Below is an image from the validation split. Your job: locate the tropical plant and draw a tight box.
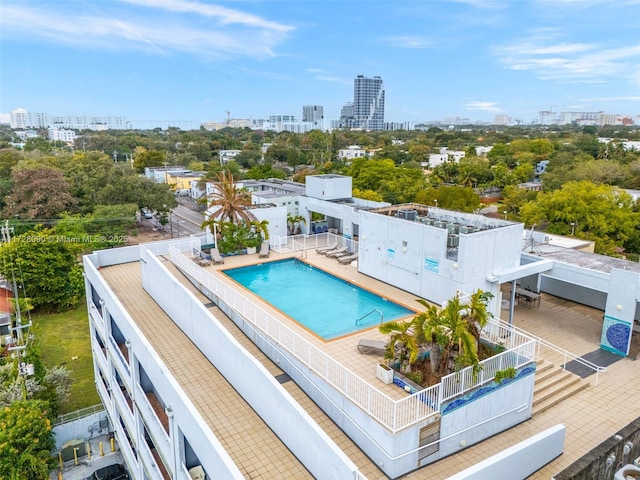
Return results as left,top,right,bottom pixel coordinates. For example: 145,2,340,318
286,214,306,235
379,319,419,373
462,290,494,342
494,367,517,383
414,296,480,376
200,170,255,235
215,219,269,253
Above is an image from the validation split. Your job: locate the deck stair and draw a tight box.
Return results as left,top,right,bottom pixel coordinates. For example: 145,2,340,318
532,359,590,415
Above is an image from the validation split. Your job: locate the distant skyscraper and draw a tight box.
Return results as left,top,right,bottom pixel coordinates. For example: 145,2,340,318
302,105,323,124
352,75,384,130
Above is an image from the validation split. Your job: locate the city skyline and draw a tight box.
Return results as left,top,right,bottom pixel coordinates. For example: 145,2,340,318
2,0,640,129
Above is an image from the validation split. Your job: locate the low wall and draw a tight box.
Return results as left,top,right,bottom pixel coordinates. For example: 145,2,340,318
554,416,640,480
447,424,565,480
53,411,111,450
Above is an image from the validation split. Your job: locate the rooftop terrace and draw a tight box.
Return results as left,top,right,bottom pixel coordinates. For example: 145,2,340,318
99,246,640,479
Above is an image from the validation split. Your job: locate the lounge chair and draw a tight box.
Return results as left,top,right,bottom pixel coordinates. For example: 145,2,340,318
357,339,387,355
338,253,358,264
258,240,270,258
316,241,339,254
326,246,348,258
210,248,224,265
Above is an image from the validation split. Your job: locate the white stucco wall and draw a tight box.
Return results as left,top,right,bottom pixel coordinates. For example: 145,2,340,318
358,211,523,306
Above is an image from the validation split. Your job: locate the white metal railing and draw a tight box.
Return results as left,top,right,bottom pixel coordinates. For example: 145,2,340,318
168,247,535,433
142,236,201,256
55,404,105,426
494,318,607,386
271,233,359,255
440,338,536,402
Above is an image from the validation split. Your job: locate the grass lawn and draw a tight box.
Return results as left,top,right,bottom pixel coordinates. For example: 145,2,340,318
32,301,101,414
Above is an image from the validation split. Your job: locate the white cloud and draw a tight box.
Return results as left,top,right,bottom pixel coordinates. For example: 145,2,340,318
465,101,502,112
494,30,640,84
120,0,292,32
383,36,431,49
581,96,640,102
0,113,11,124
305,69,352,85
0,2,293,60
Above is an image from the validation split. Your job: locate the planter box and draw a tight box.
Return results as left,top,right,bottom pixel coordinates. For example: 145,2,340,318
246,247,257,254
376,363,394,384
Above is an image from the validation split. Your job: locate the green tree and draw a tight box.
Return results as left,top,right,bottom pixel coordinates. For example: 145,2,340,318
2,168,78,220
0,148,23,179
379,319,419,373
132,149,167,173
201,171,255,235
519,181,638,256
434,185,481,213
0,227,84,311
245,164,287,180
0,400,56,480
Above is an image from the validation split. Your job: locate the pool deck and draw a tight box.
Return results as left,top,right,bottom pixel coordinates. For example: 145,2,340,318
105,247,640,479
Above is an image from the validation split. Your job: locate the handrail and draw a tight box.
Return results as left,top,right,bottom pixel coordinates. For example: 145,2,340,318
494,318,607,386
355,308,383,326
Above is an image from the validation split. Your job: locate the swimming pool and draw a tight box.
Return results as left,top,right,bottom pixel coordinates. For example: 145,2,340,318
223,258,414,340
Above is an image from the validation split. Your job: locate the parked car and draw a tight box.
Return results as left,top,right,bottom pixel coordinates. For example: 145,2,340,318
141,208,153,219
84,463,129,480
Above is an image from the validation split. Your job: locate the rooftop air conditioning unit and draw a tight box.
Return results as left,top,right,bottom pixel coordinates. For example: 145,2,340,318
397,209,418,221
447,223,460,234
447,235,459,248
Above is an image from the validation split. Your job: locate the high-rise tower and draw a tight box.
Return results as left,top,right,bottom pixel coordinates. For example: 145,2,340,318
352,75,384,130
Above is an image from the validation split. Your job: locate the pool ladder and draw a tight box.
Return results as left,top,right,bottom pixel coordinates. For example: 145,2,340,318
355,308,384,326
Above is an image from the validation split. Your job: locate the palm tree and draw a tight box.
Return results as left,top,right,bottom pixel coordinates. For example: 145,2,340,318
412,299,443,374
463,289,494,343
200,170,255,235
250,219,270,241
286,214,307,235
379,319,419,373
415,296,479,376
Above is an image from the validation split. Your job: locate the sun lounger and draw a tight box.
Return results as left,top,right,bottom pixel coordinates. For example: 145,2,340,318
338,253,358,264
357,339,387,355
316,241,339,254
327,246,348,258
210,247,224,265
258,240,270,258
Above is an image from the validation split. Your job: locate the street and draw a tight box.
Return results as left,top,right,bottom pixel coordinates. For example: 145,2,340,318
168,201,206,238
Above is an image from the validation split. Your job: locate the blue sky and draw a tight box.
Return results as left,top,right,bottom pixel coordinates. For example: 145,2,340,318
2,0,640,128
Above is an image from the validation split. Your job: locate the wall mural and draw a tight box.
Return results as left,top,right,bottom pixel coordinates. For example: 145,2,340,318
600,315,631,356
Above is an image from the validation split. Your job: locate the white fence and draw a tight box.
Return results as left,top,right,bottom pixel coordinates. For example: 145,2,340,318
168,247,535,432
271,232,359,255
441,322,536,402
494,318,607,386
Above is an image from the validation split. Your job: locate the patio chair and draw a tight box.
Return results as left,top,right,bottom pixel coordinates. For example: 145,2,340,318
258,240,270,258
210,248,224,265
338,253,358,264
357,339,387,355
316,241,339,254
326,246,348,258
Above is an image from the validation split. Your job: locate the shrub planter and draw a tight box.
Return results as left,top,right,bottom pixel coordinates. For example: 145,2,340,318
376,363,394,384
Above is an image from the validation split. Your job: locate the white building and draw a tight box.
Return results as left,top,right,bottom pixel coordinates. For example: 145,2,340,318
218,150,241,164
338,145,368,161
48,128,76,143
10,108,126,129
238,178,306,218
143,166,188,184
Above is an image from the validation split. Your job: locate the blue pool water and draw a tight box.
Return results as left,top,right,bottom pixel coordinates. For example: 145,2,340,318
223,259,414,340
